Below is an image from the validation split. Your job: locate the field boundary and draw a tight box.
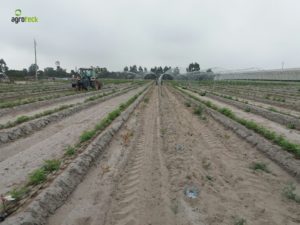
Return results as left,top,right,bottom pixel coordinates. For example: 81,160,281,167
172,86,300,181
0,85,140,145
1,85,151,225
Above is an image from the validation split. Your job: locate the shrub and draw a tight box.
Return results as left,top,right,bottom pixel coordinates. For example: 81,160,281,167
28,168,47,185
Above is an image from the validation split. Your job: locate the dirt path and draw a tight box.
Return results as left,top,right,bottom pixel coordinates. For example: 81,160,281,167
47,86,173,225
46,86,300,225
0,86,145,194
183,88,300,145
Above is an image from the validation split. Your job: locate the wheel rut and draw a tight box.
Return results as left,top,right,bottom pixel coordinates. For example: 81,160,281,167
105,87,171,225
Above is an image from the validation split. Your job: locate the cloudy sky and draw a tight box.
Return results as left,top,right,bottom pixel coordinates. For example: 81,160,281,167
1,0,300,72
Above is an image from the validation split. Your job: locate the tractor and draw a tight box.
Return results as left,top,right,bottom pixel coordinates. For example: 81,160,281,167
72,68,102,91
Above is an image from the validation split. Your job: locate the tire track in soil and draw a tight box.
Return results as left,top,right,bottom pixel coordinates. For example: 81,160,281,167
0,86,145,194
105,87,173,225
47,86,173,225
159,86,300,225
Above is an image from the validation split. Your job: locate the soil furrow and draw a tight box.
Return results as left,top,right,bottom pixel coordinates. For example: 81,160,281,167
0,86,145,194
182,88,300,145
18,84,300,225
161,86,300,224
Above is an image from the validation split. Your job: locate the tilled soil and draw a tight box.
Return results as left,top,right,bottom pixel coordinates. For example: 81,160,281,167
183,89,300,145
0,84,130,124
46,86,300,225
218,94,300,118
0,86,145,194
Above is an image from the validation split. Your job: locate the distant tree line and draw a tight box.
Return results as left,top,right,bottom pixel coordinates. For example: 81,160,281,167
124,65,147,74
186,62,200,72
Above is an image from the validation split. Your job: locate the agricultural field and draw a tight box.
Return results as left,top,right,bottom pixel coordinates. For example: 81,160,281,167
0,80,300,225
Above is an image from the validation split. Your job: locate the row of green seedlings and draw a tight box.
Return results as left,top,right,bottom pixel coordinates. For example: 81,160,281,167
0,83,68,93
195,87,299,125
265,94,286,102
197,83,290,103
0,104,74,129
192,88,298,129
0,89,118,130
0,80,131,109
178,87,300,158
267,106,300,121
2,91,143,212
0,90,78,109
185,99,300,205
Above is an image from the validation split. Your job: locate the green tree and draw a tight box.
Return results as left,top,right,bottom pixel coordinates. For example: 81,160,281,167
0,59,8,73
28,64,39,76
157,66,163,75
163,66,171,73
174,67,180,75
187,62,200,72
124,66,129,72
44,67,56,77
129,65,137,73
138,66,143,73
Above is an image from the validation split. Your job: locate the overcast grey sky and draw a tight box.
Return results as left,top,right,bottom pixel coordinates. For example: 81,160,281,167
1,0,300,72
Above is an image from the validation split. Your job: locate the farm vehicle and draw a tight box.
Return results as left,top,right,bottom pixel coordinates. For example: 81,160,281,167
71,68,102,91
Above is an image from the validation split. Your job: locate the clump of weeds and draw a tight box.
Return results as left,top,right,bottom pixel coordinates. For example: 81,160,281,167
121,130,133,146
234,217,247,225
9,186,29,200
193,105,203,116
80,130,96,143
28,168,47,185
282,182,300,203
185,101,191,107
250,162,270,173
287,123,296,129
65,146,76,156
160,128,167,136
244,107,251,112
43,159,61,172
